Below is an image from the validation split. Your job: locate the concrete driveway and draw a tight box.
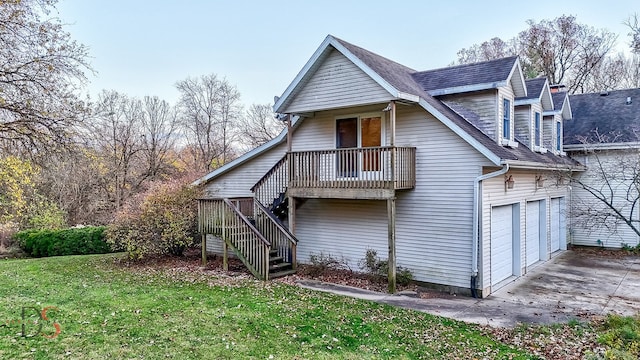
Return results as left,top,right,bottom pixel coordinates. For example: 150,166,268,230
297,250,640,328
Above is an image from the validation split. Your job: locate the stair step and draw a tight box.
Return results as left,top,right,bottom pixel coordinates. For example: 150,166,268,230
269,256,284,263
269,262,292,271
269,249,278,256
269,269,297,279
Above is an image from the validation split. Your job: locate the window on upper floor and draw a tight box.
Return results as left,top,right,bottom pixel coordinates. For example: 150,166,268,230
556,121,561,151
503,99,511,139
534,112,541,147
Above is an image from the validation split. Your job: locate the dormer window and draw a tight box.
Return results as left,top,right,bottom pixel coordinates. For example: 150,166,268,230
503,99,511,139
534,112,541,147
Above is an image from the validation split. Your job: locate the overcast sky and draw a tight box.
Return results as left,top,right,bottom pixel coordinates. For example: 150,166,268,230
57,0,638,108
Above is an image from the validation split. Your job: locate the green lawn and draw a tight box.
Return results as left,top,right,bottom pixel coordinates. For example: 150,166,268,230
0,254,534,359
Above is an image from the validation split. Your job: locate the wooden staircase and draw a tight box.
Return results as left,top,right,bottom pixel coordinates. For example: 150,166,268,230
269,248,296,278
198,154,298,280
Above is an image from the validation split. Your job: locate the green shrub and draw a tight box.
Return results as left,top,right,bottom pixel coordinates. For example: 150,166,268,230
106,181,200,260
597,314,640,359
14,226,111,257
359,249,414,286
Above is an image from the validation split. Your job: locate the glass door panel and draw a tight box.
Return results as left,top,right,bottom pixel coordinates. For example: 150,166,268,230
336,118,358,177
361,117,381,171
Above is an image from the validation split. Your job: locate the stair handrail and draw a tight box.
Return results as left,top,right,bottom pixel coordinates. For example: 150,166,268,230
254,200,297,244
223,198,271,247
250,154,287,192
251,154,288,208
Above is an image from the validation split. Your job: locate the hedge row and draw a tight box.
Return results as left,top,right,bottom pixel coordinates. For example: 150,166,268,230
14,226,112,257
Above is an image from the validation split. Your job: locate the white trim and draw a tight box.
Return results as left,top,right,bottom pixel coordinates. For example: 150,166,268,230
540,81,554,111
418,98,502,165
502,159,585,171
426,81,507,96
397,92,420,102
514,97,540,106
564,142,640,151
507,61,527,98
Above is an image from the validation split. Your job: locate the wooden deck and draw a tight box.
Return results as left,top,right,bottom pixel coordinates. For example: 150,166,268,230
287,146,416,199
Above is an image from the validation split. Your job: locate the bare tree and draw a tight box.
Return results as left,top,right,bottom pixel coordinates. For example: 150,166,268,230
625,13,640,54
570,130,640,238
141,96,178,180
0,0,91,157
456,37,518,65
89,90,145,212
176,74,241,172
237,104,285,149
455,15,617,93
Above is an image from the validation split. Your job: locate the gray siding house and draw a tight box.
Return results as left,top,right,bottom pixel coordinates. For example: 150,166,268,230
564,88,640,248
194,35,583,297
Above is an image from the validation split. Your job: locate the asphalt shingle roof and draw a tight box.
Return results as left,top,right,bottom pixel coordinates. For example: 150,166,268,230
411,57,519,92
317,36,579,168
552,92,567,111
519,78,547,100
565,89,640,145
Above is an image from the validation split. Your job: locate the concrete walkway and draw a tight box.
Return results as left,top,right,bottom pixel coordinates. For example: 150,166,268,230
297,250,640,328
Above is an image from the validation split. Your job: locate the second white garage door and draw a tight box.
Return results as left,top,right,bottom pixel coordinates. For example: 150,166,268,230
491,204,514,286
526,200,545,266
550,198,561,252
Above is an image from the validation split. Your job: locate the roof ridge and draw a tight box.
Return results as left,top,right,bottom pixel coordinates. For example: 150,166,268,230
413,55,519,75
331,35,417,73
570,88,640,97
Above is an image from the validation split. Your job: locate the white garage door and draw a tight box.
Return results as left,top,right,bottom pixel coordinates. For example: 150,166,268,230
491,205,513,286
550,198,561,252
526,201,541,266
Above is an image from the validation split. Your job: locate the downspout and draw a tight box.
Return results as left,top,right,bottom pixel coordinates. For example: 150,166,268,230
471,163,509,298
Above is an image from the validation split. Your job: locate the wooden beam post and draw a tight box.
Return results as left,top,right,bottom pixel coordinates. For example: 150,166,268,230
390,101,397,189
288,196,297,269
222,208,228,271
390,101,396,146
287,114,292,152
201,234,207,267
387,197,397,293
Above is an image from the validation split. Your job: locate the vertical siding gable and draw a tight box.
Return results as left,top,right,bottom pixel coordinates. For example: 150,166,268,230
284,49,394,113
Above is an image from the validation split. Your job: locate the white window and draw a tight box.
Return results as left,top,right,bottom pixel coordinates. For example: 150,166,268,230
503,99,511,139
534,112,541,147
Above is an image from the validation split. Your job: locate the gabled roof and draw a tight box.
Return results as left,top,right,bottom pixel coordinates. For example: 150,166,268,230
516,78,554,110
198,35,581,187
564,88,640,147
545,91,572,119
411,56,527,97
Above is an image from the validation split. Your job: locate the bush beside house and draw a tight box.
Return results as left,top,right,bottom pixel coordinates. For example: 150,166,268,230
106,181,200,259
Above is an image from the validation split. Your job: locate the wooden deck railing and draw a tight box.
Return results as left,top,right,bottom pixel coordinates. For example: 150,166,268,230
288,146,416,190
198,198,270,280
251,155,288,208
254,201,297,268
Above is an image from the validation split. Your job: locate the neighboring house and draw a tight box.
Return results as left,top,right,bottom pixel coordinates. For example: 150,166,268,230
564,88,640,248
194,35,583,298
